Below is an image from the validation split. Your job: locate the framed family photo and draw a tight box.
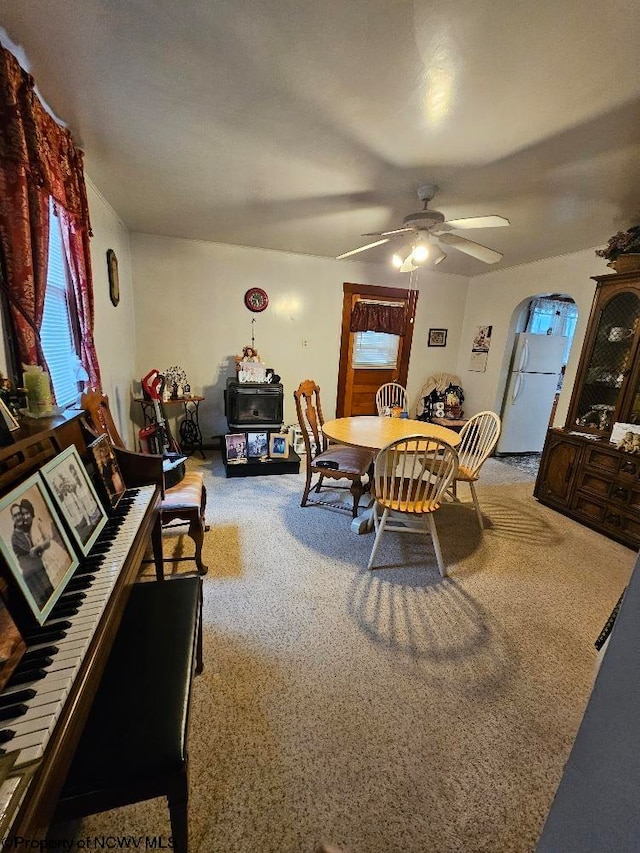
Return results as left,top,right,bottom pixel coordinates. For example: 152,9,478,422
246,431,268,459
0,578,26,692
428,328,448,347
88,435,127,510
225,433,248,464
269,433,288,459
41,446,108,556
0,473,78,624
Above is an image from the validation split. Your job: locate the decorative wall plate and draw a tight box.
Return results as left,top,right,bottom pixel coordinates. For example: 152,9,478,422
244,287,268,312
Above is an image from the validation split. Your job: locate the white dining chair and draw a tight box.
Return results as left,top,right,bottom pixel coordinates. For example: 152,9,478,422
368,435,458,576
375,382,408,416
450,410,501,529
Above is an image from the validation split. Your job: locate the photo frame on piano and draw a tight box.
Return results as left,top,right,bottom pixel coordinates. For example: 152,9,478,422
40,446,109,557
0,578,26,692
0,473,78,624
88,434,127,511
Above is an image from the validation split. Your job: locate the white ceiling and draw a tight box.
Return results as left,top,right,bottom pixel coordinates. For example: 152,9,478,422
2,0,640,276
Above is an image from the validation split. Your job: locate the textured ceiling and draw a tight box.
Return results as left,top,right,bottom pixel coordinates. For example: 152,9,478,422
2,0,640,276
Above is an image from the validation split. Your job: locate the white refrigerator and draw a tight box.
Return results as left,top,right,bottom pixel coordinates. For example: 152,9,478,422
497,333,568,454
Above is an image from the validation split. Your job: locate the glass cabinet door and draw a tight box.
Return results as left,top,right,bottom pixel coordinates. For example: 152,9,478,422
573,290,640,433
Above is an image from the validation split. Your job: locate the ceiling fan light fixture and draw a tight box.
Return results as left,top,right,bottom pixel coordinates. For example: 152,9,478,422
391,253,403,269
411,243,429,264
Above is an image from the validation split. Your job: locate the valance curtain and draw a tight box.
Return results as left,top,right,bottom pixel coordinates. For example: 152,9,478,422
0,43,101,390
349,301,407,336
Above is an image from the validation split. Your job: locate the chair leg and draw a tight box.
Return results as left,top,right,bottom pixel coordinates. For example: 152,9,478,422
188,515,209,575
315,473,325,493
301,466,313,507
167,772,189,853
349,477,364,518
469,481,484,529
427,513,447,577
368,506,388,569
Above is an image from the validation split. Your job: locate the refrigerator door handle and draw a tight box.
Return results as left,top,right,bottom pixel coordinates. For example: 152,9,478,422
518,338,529,373
512,373,523,404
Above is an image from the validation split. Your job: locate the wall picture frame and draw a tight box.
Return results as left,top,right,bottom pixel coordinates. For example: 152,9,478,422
269,433,288,459
107,248,120,307
428,328,448,347
40,446,108,556
0,473,79,624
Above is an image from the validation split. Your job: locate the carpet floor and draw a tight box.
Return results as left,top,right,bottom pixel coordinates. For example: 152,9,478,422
74,455,635,853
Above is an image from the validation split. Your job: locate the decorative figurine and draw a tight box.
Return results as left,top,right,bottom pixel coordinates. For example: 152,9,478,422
617,431,640,454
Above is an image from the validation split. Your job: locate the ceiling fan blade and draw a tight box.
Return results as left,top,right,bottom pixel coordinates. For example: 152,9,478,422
438,233,503,264
442,215,510,230
336,238,389,260
362,227,414,238
433,250,447,265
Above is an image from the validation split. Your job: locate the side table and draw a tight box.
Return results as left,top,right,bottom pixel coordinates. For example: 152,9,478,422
135,396,206,458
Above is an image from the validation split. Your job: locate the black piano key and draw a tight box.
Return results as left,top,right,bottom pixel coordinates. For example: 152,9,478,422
0,690,36,709
6,668,47,686
20,647,58,664
0,730,15,744
0,704,28,722
66,576,95,591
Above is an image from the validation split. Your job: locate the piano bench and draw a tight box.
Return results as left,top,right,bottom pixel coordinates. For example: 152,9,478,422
53,575,204,853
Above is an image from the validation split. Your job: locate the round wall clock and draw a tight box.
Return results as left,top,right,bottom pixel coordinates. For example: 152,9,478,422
244,287,269,312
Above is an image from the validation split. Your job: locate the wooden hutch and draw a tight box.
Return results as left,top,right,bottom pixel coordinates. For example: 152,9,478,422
534,269,640,549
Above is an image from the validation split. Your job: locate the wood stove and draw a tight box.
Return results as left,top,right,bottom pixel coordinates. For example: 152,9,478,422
224,379,284,432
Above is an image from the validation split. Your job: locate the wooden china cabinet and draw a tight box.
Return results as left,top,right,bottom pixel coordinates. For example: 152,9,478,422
534,269,640,548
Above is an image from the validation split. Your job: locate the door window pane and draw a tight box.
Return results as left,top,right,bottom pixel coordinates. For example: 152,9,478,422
352,331,399,369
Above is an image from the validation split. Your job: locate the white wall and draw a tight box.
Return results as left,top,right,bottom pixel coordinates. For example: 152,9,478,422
130,233,469,439
456,249,610,426
86,180,138,445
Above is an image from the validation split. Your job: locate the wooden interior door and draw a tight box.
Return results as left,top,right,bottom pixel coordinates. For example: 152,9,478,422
336,283,418,417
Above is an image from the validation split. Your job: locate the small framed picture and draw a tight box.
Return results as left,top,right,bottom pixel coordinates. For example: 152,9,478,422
428,328,448,347
88,435,127,510
0,398,19,432
269,433,288,459
225,433,248,464
247,431,268,459
0,473,79,624
41,446,108,556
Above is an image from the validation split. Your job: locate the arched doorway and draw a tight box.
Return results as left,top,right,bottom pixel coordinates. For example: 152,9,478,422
496,293,578,460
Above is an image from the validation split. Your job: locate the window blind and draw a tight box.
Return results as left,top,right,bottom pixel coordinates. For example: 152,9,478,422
40,203,78,408
352,331,399,369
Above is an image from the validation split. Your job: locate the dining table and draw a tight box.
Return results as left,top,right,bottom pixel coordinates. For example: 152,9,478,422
321,416,461,533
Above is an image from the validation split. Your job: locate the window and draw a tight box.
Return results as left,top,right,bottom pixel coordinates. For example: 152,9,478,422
40,199,81,408
352,331,400,369
526,297,578,365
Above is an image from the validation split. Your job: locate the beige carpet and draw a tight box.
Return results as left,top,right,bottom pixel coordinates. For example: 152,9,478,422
75,455,635,853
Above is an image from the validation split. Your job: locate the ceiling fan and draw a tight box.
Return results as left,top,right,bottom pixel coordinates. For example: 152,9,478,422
336,185,510,271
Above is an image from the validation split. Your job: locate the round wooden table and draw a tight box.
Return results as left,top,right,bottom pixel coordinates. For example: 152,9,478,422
322,416,461,451
322,417,460,533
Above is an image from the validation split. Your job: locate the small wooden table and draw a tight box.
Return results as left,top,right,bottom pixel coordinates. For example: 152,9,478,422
135,396,205,458
322,416,461,451
322,416,461,533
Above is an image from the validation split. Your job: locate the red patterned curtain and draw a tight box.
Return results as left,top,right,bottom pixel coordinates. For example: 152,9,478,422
349,301,407,335
0,43,100,387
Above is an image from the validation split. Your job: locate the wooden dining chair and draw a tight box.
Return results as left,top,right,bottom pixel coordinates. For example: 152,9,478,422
368,435,458,575
375,382,408,415
449,410,501,529
293,380,375,518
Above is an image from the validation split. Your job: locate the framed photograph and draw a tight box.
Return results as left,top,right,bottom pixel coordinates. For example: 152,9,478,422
0,398,19,432
107,248,120,307
88,434,127,510
428,328,448,347
41,446,108,556
225,433,248,464
0,473,79,624
247,431,268,459
269,433,288,459
0,578,26,692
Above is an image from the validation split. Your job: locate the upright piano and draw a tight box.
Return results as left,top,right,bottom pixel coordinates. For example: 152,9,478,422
0,411,162,840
